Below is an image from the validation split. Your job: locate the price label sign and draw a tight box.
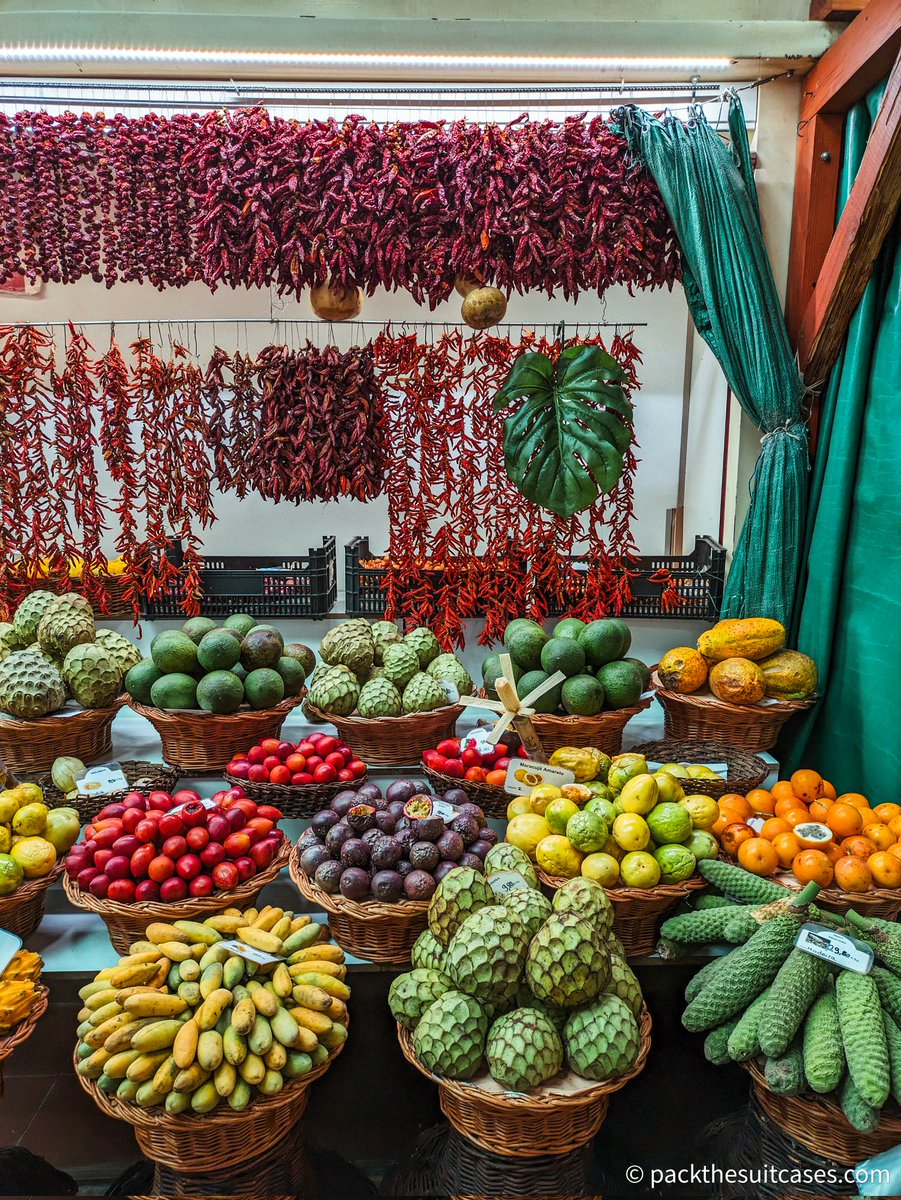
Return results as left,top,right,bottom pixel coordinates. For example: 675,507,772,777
75,762,129,797
504,758,575,797
488,871,531,897
430,799,461,824
796,923,874,974
218,938,284,967
461,728,499,755
0,928,23,975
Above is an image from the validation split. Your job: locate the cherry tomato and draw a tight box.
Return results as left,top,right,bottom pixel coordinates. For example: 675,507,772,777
284,754,307,774
176,854,202,880
179,802,209,829
292,773,314,785
200,842,226,868
260,738,282,756
134,879,160,902
189,874,214,897
436,738,460,758
158,813,185,840
130,844,155,878
465,766,488,783
348,759,367,779
161,836,187,860
160,876,188,902
255,805,283,823
313,763,338,784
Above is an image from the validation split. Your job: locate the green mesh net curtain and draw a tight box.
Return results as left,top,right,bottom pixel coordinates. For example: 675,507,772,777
613,95,808,625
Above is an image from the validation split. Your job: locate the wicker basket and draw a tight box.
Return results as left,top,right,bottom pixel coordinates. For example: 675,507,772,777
224,770,369,821
128,696,304,773
0,862,64,941
289,845,428,964
744,1058,901,1165
0,983,49,1091
0,697,126,776
63,836,290,955
631,739,770,800
397,1005,651,1157
33,759,179,822
74,1031,344,1173
536,866,706,957
422,765,507,819
652,674,816,752
528,695,654,756
305,703,463,767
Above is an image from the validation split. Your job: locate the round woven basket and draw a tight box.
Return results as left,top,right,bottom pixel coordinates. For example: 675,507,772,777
743,1059,901,1166
652,674,816,753
289,845,428,964
33,759,179,822
305,703,463,767
73,1031,344,1173
718,852,901,922
397,1005,652,1157
422,766,507,819
62,836,290,955
630,739,770,800
528,695,654,756
128,695,304,773
224,770,369,821
0,983,49,1090
0,696,126,776
536,866,706,957
0,862,64,942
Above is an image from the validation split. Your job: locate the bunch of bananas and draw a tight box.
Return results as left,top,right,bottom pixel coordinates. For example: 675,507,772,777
75,905,349,1114
0,949,43,1034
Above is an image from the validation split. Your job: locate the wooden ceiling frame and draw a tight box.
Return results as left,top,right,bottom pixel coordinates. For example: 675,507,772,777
786,0,901,390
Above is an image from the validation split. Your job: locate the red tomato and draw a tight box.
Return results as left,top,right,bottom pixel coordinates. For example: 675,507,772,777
186,826,210,851
442,759,465,779
148,855,175,883
316,736,338,756
297,740,317,757
227,761,250,780
134,879,160,902
121,808,144,834
200,842,226,868
221,787,247,805
255,805,283,823
148,791,173,809
88,874,110,899
206,815,230,843
122,792,146,809
64,854,86,879
436,738,460,758
79,840,97,862
130,844,155,878
233,856,256,883
336,745,353,763
107,878,136,904
337,769,354,782
231,798,258,819
104,855,131,881
180,802,209,829
460,747,483,769
224,831,251,858
93,825,124,850
260,738,282,756
262,755,282,773
284,754,307,774
77,866,100,890
292,773,314,785
160,876,188,902
134,817,159,844
245,817,274,840
423,750,448,772
276,742,294,760
176,854,202,880
495,757,511,771
225,808,247,832
189,874,214,897
465,766,488,783
161,836,187,860
98,804,126,821
322,752,344,771
158,813,185,840
111,835,140,858
247,746,267,765
172,790,201,808
93,848,113,873
305,756,323,772
348,759,367,779
212,861,239,890
268,765,292,786
250,840,276,869
313,763,338,784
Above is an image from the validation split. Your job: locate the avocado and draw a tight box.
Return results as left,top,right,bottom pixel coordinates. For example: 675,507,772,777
197,629,242,672
249,624,285,651
244,668,285,710
516,669,562,714
596,660,643,710
481,652,523,700
283,642,316,676
196,670,245,714
623,657,651,691
125,659,164,705
182,616,218,645
553,617,586,641
580,619,628,668
560,674,605,716
504,620,549,671
276,656,307,695
150,630,198,675
223,613,257,637
240,628,283,670
540,636,586,678
150,672,199,711
231,663,247,682
610,619,632,658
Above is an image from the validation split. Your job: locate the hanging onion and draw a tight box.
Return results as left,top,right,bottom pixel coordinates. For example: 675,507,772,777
310,281,363,321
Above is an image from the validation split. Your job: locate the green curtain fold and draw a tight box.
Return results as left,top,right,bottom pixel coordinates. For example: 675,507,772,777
613,97,807,625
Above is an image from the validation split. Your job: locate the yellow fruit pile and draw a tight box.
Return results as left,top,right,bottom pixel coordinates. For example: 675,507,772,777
75,906,348,1114
0,783,81,895
0,949,43,1034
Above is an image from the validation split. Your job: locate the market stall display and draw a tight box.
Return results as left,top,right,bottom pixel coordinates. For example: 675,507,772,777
226,732,368,819
73,907,347,1171
393,870,651,1155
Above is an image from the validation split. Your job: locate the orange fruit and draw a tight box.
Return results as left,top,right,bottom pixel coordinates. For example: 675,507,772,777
771,780,797,805
775,796,809,819
784,808,811,829
868,852,901,889
889,844,901,862
859,809,880,828
874,803,901,824
793,822,834,849
738,837,779,876
745,788,776,815
711,813,732,838
772,831,801,867
842,835,875,859
792,849,834,888
809,801,831,822
826,803,863,838
822,841,844,865
791,769,824,803
837,792,870,810
760,817,792,841
889,816,901,841
720,822,757,857
866,823,896,852
834,855,872,893
820,780,837,801
718,794,753,820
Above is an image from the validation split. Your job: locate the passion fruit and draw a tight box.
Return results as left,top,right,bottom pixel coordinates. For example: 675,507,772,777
314,860,343,894
403,869,437,900
339,866,371,900
346,804,377,834
404,795,434,820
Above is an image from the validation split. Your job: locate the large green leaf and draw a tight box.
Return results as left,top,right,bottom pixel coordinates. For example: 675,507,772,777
493,345,634,518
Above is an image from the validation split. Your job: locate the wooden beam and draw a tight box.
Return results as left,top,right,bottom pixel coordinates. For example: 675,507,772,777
799,50,901,382
801,0,901,118
809,0,870,21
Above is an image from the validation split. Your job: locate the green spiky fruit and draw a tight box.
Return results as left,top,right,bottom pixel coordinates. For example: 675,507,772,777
726,986,771,1063
513,984,568,1032
486,1008,564,1091
835,970,890,1108
484,844,538,890
0,649,67,716
0,622,21,661
764,1037,805,1096
446,905,530,1005
94,628,143,675
500,887,552,940
381,643,421,690
13,590,59,645
428,867,493,948
705,1017,740,1066
412,990,487,1080
356,677,403,718
840,1072,880,1132
402,672,450,714
606,954,643,1017
371,620,403,664
564,994,640,1081
388,969,455,1030
319,622,374,675
403,626,440,667
62,643,122,708
427,653,474,696
802,980,844,1095
758,948,829,1058
552,877,614,941
411,928,448,973
36,605,95,657
307,666,361,717
525,914,611,1007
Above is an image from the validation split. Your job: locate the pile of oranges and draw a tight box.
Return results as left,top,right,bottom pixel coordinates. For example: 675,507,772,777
711,768,901,892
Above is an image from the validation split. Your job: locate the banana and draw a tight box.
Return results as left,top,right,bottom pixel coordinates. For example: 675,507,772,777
191,1081,220,1113
84,987,119,1011
252,906,283,932
123,993,187,1018
103,1048,144,1079
173,920,222,945
127,941,160,955
109,961,160,989
116,1079,140,1102
165,1088,191,1114
177,981,201,1006
227,1079,252,1111
106,1018,159,1054
259,1069,284,1096
135,1078,168,1107
88,1000,123,1027
214,1061,237,1098
238,1052,265,1086
131,1020,185,1053
166,964,181,990
319,1022,348,1051
247,981,278,1018
235,926,284,955
270,1007,300,1049
158,940,194,963
78,978,114,1001
173,1063,211,1093
77,1046,113,1079
223,1025,248,1066
179,958,201,983
292,973,351,1001
270,916,293,942
223,956,244,990
282,925,324,956
289,943,343,964
272,964,293,999
194,988,233,1031
264,1041,287,1071
204,914,247,935
126,1050,171,1083
288,960,346,980
198,944,231,971
150,1054,180,1095
86,1011,136,1049
197,1030,224,1071
290,1007,332,1037
231,996,256,1036
291,984,332,1013
283,1051,313,1079
248,1013,273,1056
327,997,347,1022
199,962,223,998
173,1017,200,1069
144,922,186,945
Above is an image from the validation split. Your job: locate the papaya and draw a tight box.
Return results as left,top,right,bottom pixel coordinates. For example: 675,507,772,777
758,649,818,700
657,647,708,694
697,618,785,663
709,658,766,706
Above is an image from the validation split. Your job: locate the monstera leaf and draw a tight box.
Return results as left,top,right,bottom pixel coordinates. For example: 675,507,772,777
493,346,634,518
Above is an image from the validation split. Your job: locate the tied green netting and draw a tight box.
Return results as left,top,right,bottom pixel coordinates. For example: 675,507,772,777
612,96,808,626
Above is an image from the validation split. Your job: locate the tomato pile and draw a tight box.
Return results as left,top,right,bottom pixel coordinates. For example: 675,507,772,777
227,734,367,787
422,736,527,788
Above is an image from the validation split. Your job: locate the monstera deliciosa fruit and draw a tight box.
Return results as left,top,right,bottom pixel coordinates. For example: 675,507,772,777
494,346,634,518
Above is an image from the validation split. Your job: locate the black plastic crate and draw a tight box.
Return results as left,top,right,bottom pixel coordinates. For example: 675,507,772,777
143,536,337,619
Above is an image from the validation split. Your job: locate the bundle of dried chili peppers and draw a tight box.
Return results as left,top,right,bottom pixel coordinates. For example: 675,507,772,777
0,109,679,300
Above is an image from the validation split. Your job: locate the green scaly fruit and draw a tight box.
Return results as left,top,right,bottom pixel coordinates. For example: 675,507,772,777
552,877,614,941
412,990,487,1080
606,954,643,1017
499,887,552,940
483,844,538,890
445,906,530,1006
0,650,66,716
693,895,736,910
726,986,771,1063
660,904,757,948
757,948,829,1058
763,1037,805,1096
403,626,440,668
685,955,729,1003
0,621,21,661
319,623,374,675
704,1017,740,1066
37,605,95,657
402,672,450,714
356,677,403,718
486,1008,564,1091
62,643,123,708
12,590,59,645
835,970,890,1108
526,914,611,1008
428,867,493,948
845,910,901,975
388,969,455,1030
307,666,360,717
564,994,640,1081
94,628,143,675
882,1012,901,1105
512,984,568,1032
697,860,789,905
381,643,420,690
840,1073,880,1133
427,653,473,696
873,965,901,1026
802,980,844,1095
410,928,448,973
371,621,403,664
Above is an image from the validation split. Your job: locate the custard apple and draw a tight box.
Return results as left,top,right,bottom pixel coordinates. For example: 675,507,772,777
36,606,95,657
428,866,493,947
381,643,420,690
94,629,142,675
404,626,440,667
525,914,611,1007
484,844,539,890
372,621,403,664
412,990,487,1080
308,665,360,716
501,886,552,940
552,877,614,941
365,665,385,681
427,653,473,696
486,1008,564,1092
13,590,59,645
0,650,67,717
606,954,643,1017
402,672,449,714
411,928,448,974
564,994,641,1081
446,905,530,1006
388,969,455,1030
0,622,21,661
54,593,94,620
356,677,402,719
320,622,374,675
513,984,568,1032
63,643,122,708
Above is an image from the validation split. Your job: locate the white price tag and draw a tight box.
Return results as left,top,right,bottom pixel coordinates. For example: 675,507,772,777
75,763,129,797
430,799,461,823
504,758,575,797
218,938,284,967
0,928,23,974
170,796,219,814
795,923,874,974
461,728,498,755
488,871,531,897
747,817,767,833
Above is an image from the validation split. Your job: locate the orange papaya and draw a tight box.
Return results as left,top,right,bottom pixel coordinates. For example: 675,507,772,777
709,658,766,706
658,647,708,694
758,650,818,699
697,618,785,663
